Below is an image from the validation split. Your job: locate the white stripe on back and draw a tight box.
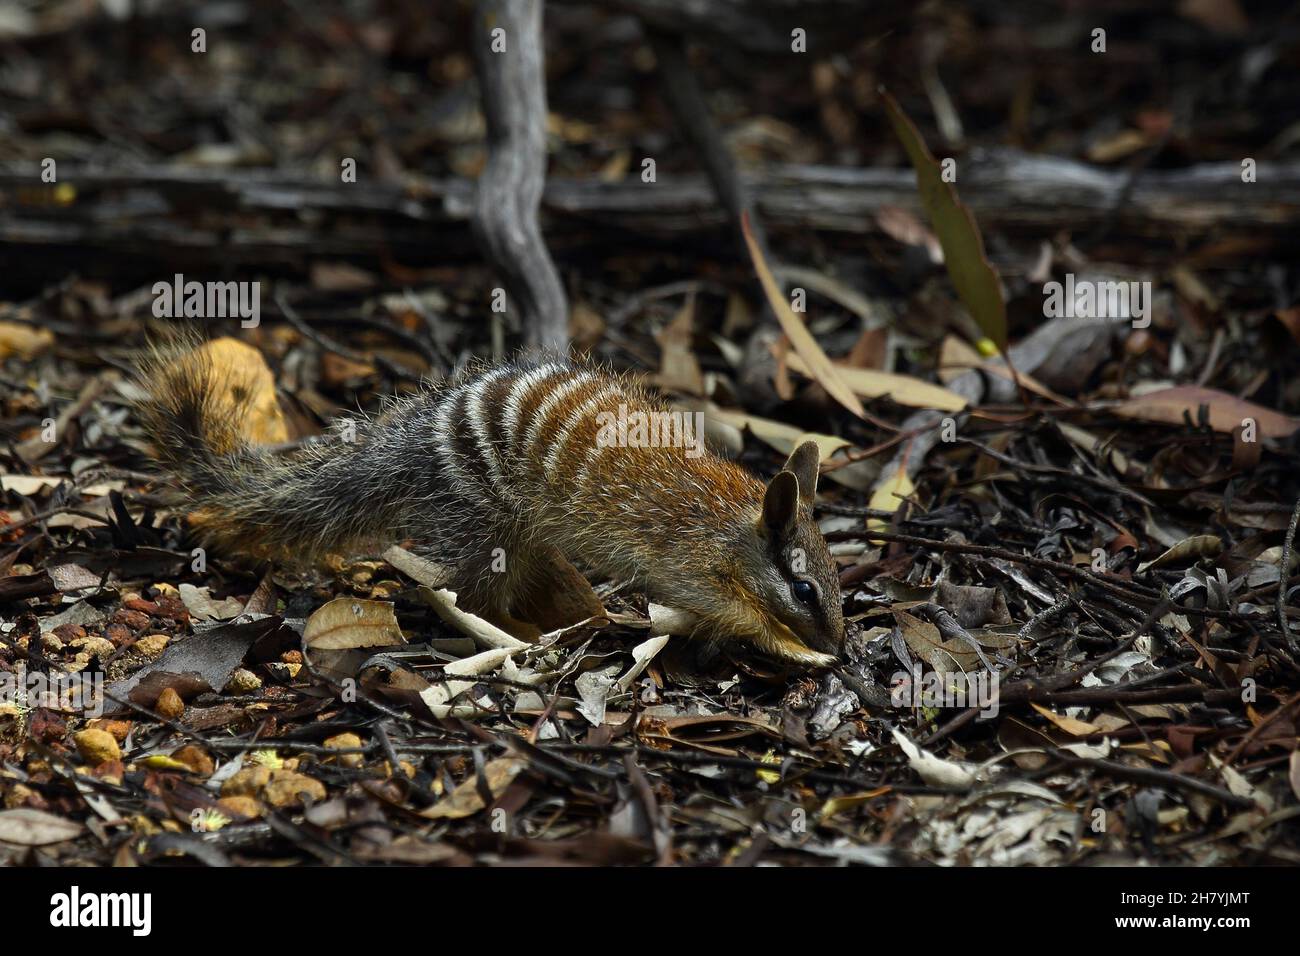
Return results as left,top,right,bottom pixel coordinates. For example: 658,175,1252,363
522,371,594,459
543,385,622,481
465,366,514,496
501,364,563,449
433,385,476,490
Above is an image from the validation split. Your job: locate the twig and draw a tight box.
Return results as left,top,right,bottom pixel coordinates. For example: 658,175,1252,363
272,289,423,381
1051,753,1256,810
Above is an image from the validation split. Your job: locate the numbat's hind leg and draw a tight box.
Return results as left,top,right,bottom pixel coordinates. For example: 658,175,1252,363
508,544,606,633
454,539,604,641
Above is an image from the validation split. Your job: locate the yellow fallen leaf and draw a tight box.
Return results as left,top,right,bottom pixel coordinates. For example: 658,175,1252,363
1031,703,1100,737
707,406,848,462
819,788,891,820
138,755,198,772
0,321,54,361
786,352,967,412
756,749,781,784
741,213,866,419
868,463,914,538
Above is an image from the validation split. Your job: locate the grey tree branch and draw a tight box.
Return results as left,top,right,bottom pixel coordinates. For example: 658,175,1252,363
470,0,569,352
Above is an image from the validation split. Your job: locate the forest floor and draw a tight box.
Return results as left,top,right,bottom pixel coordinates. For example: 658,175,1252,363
0,1,1298,865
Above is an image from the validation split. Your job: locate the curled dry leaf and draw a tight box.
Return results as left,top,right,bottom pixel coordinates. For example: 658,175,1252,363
302,597,406,650
890,726,980,788
178,583,244,622
615,635,670,693
1136,534,1223,573
419,647,517,719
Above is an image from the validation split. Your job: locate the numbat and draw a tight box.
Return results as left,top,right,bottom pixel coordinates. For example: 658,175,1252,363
137,351,845,667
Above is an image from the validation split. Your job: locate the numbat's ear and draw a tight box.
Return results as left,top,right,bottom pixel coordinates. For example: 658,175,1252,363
762,470,800,539
782,441,820,505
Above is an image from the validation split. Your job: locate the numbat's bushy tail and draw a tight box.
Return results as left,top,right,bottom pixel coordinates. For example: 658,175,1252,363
136,344,845,666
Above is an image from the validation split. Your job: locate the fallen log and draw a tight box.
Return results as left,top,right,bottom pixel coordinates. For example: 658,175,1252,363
1,153,1296,272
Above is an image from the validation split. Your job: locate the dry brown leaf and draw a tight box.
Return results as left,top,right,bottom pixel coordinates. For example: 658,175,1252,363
1112,386,1299,439
0,808,85,846
845,327,888,370
302,597,406,650
896,609,959,671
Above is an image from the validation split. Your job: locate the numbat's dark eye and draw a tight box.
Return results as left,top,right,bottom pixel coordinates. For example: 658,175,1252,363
792,579,816,604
